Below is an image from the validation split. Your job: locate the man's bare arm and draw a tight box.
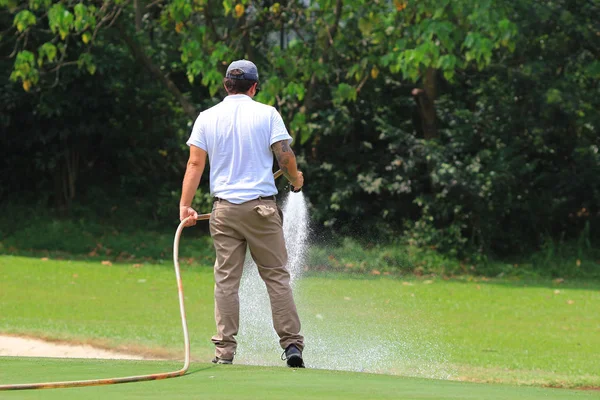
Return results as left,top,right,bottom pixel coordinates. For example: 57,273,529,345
271,140,299,182
180,145,208,207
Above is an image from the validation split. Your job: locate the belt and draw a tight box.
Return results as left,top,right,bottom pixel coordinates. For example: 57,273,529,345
213,195,276,203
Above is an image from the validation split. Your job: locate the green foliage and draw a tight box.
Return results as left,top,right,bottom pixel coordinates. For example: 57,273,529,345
375,0,518,81
77,52,96,75
306,237,600,279
48,3,74,39
37,42,57,66
308,238,413,275
9,50,38,88
300,0,598,260
1,0,598,265
0,204,215,263
333,83,357,104
13,9,36,32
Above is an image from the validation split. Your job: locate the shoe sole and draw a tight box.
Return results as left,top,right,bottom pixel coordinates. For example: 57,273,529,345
212,358,233,365
286,355,305,368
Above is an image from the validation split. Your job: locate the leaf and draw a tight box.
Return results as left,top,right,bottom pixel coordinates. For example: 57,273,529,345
545,88,562,105
269,2,281,14
370,66,379,79
234,3,244,18
393,0,407,11
10,50,39,87
585,61,600,79
14,10,36,32
358,17,373,36
48,4,74,40
443,69,455,81
81,31,91,44
334,83,357,103
29,0,52,11
37,42,57,66
222,0,232,15
77,52,96,75
73,3,90,30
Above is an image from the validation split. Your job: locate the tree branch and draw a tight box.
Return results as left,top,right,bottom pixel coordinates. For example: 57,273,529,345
145,0,165,9
117,23,197,119
204,2,223,42
412,67,438,140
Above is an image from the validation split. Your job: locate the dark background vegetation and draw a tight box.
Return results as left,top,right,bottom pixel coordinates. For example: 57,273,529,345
1,0,599,277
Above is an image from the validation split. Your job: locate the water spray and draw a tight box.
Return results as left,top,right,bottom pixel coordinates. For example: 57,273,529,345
235,190,450,378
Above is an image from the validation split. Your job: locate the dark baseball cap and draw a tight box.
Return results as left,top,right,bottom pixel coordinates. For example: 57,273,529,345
226,59,259,81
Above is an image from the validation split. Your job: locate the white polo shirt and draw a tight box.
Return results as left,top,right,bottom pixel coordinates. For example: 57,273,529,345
186,94,293,204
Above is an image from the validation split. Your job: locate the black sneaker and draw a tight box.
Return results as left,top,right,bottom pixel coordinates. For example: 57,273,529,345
211,356,233,365
282,344,305,368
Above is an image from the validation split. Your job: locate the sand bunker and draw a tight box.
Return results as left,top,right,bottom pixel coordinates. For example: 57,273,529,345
0,335,144,360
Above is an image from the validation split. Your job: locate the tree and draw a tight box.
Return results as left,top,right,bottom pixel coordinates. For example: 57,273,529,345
2,0,598,259
3,0,198,117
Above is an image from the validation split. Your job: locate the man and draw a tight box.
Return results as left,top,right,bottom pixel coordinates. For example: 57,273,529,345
179,60,305,368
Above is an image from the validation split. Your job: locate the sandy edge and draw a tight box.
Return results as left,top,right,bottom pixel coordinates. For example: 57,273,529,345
0,334,148,360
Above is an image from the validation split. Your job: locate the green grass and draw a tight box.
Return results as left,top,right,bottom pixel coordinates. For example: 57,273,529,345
1,358,598,400
298,273,600,387
1,255,599,391
0,256,216,359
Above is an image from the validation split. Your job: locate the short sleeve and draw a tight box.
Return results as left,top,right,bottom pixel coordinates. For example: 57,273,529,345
186,113,208,151
269,108,293,146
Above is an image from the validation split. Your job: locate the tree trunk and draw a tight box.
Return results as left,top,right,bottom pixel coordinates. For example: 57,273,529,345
301,0,343,158
53,146,79,213
412,67,438,140
134,0,143,32
303,0,343,114
63,147,78,204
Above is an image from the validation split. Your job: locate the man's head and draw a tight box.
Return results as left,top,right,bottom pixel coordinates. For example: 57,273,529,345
224,59,259,96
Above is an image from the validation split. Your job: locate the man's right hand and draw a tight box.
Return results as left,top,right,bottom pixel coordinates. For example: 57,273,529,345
290,171,304,192
180,206,199,227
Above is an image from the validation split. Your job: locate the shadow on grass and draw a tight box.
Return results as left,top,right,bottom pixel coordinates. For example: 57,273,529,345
448,276,600,291
185,365,218,376
2,252,598,291
301,270,600,290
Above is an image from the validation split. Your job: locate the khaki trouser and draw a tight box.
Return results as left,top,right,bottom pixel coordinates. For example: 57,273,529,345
209,197,304,360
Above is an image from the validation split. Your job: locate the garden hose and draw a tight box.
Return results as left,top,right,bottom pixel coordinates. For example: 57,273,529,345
0,169,287,391
0,217,192,391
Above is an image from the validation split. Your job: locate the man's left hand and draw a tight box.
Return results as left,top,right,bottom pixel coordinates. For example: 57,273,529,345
180,206,199,227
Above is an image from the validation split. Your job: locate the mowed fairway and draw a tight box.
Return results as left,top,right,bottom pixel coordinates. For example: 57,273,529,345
0,358,597,400
1,255,599,397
